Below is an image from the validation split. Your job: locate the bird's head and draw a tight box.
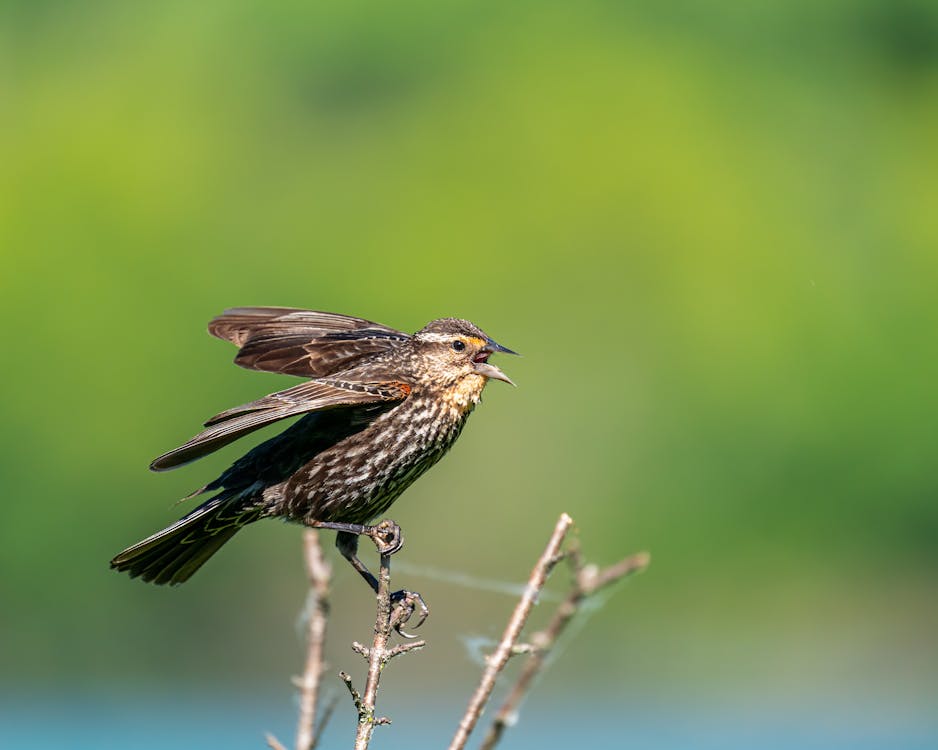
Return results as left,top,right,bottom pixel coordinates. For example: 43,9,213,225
409,318,517,396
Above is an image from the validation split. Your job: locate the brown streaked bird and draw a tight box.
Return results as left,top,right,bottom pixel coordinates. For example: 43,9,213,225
110,307,516,624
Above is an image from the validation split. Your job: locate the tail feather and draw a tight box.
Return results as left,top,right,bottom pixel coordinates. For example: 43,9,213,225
110,498,257,586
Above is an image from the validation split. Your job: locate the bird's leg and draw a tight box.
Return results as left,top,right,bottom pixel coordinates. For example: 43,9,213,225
308,518,404,557
328,523,429,637
334,530,380,592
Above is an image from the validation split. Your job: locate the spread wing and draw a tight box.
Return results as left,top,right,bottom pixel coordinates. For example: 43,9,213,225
208,307,410,378
150,378,411,472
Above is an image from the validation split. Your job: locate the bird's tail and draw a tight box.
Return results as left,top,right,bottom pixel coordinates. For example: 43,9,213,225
110,496,261,586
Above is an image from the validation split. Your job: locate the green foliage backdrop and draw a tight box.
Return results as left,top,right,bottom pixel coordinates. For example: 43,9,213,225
2,0,937,745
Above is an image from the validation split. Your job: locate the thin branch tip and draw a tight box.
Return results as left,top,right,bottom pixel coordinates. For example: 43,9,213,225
448,514,574,750
340,671,363,713
386,640,427,660
462,521,651,750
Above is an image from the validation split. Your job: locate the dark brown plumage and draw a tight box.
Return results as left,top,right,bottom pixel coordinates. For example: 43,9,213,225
110,307,516,590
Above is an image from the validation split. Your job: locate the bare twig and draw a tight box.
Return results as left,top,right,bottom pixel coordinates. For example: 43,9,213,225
295,530,333,750
448,513,574,750
478,546,650,750
340,671,364,715
267,529,334,750
355,550,393,748
343,545,426,750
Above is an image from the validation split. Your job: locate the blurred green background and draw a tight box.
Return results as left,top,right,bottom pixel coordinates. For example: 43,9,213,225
3,1,937,747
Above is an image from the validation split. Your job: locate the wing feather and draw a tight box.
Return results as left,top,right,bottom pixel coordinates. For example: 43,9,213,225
207,307,409,377
150,379,409,472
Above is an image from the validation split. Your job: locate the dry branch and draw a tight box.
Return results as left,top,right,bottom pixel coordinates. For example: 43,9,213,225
342,547,427,750
478,546,650,750
267,529,334,750
447,512,574,750
296,530,333,750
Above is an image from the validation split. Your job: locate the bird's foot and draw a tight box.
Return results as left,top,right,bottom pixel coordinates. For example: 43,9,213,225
390,589,429,639
367,519,404,556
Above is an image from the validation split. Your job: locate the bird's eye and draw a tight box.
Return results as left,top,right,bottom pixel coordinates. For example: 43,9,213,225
451,340,466,352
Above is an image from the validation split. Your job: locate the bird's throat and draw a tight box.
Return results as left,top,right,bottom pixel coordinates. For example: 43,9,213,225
440,372,488,414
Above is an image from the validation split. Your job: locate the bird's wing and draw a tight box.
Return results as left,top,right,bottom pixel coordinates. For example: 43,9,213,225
208,307,410,378
150,378,411,471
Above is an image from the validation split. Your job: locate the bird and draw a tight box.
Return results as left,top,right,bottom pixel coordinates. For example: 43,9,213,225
110,307,516,624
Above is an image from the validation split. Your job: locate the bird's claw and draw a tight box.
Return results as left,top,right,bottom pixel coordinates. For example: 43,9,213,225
390,589,429,639
368,519,404,556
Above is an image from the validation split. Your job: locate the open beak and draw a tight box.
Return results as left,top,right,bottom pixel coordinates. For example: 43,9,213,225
473,337,519,386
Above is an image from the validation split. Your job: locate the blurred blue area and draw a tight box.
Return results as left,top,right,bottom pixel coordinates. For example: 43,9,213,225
3,690,937,749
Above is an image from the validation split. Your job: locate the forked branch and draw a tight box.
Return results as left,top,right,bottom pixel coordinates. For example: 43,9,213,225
478,545,650,750
342,544,426,750
447,513,575,750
